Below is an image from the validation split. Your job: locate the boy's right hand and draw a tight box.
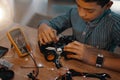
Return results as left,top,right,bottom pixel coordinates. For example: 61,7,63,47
38,23,58,45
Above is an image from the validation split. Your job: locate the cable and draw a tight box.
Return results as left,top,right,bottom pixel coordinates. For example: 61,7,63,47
27,51,39,80
25,43,39,80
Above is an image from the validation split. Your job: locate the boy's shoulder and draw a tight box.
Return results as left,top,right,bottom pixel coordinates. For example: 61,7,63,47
107,11,120,23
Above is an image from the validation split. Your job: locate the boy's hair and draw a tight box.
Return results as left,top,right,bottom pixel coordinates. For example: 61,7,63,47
76,0,110,7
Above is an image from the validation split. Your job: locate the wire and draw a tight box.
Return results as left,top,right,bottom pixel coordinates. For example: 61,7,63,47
28,51,39,80
25,43,39,80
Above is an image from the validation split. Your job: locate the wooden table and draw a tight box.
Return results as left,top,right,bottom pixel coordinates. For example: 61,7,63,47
0,24,120,80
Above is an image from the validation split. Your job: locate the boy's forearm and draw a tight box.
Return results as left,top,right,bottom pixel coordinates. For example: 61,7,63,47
82,45,120,72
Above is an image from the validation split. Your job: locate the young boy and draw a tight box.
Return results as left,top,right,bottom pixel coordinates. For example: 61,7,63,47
38,0,120,72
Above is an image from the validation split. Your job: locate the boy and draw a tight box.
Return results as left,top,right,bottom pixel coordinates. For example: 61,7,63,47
38,0,120,72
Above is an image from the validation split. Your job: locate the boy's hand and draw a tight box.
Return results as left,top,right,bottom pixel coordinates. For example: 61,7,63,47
38,23,58,45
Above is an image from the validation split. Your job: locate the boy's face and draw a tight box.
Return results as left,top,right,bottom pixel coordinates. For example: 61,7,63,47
76,0,109,22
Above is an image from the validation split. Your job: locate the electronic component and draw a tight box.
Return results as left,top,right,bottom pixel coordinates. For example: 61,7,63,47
7,28,31,57
38,35,74,61
38,35,74,69
0,59,13,69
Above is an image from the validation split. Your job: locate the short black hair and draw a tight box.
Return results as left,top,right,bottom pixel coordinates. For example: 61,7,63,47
75,0,110,7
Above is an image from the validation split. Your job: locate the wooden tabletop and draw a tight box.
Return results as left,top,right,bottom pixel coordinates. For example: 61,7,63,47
0,24,120,80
